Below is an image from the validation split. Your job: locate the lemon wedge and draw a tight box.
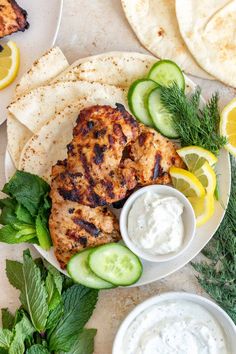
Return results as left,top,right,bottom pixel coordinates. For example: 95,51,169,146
188,194,215,227
169,167,205,198
194,162,216,195
220,98,236,157
0,41,20,90
177,146,217,171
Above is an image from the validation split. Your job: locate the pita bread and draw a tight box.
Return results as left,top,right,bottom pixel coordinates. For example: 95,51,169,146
121,0,213,79
7,114,32,167
8,81,127,134
8,47,69,168
55,51,157,87
19,98,127,182
15,47,69,97
176,0,236,87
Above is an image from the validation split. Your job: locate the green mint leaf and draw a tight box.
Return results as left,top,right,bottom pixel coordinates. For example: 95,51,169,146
62,328,97,354
45,273,61,311
27,237,39,245
9,313,35,354
62,276,74,291
16,205,34,225
27,344,50,354
35,213,51,251
0,205,18,226
11,221,35,232
44,263,63,294
0,198,17,210
42,196,51,211
34,259,48,281
6,260,24,290
19,251,49,332
48,285,98,352
2,171,50,217
0,329,13,349
1,309,15,330
0,225,36,244
46,302,64,331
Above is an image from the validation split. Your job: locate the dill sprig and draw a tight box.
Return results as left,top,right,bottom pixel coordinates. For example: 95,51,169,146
159,84,227,155
192,157,236,323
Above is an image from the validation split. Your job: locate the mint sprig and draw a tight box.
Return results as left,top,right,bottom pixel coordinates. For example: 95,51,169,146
0,171,52,250
1,250,98,353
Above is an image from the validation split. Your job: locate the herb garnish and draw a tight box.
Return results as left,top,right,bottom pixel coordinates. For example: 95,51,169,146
192,157,236,323
0,171,51,250
159,83,227,155
0,250,98,353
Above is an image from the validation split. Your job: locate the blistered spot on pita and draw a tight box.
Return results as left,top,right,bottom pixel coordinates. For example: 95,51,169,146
224,43,236,52
157,27,165,37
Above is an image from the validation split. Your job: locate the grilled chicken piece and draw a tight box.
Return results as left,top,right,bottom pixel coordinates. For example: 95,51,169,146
123,125,184,185
0,0,29,38
55,104,139,207
50,164,121,269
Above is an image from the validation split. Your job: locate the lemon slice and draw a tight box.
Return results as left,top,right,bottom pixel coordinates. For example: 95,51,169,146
0,41,20,90
220,98,236,157
188,194,215,227
170,167,205,198
194,162,216,194
177,146,217,171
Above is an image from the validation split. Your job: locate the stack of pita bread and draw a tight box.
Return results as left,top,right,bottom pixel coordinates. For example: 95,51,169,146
121,0,236,87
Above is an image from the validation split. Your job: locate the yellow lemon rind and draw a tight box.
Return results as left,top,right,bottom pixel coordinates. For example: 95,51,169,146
0,41,20,90
169,167,206,198
177,145,218,169
189,194,215,227
220,98,236,157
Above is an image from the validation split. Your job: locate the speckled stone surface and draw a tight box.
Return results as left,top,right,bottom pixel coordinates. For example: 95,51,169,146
0,1,235,353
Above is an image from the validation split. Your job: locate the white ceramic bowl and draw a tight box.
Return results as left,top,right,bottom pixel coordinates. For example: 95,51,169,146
120,185,196,262
113,292,236,354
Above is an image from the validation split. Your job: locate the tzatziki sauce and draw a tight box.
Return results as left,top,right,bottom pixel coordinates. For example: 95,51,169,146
127,192,184,255
123,300,228,354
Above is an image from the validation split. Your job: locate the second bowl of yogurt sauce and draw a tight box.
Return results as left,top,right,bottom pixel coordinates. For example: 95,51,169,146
113,292,236,354
120,185,196,262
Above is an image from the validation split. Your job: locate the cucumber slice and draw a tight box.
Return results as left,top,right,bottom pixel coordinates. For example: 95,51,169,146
148,60,185,90
89,243,143,286
128,79,157,127
67,249,114,289
148,87,179,138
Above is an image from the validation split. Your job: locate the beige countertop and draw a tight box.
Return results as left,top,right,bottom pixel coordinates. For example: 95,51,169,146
0,1,235,353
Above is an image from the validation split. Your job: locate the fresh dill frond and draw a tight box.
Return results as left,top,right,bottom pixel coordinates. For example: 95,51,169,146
159,84,227,155
192,157,236,323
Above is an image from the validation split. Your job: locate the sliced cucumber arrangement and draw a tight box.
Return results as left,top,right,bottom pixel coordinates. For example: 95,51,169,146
67,249,114,289
128,79,157,127
148,87,179,138
89,243,143,286
127,59,185,138
148,60,185,90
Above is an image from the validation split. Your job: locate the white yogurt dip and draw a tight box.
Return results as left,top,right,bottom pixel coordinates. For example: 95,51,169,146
127,192,184,255
123,300,228,354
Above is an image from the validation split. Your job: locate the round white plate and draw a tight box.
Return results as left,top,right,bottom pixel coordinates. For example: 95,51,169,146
0,0,63,125
5,147,231,286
